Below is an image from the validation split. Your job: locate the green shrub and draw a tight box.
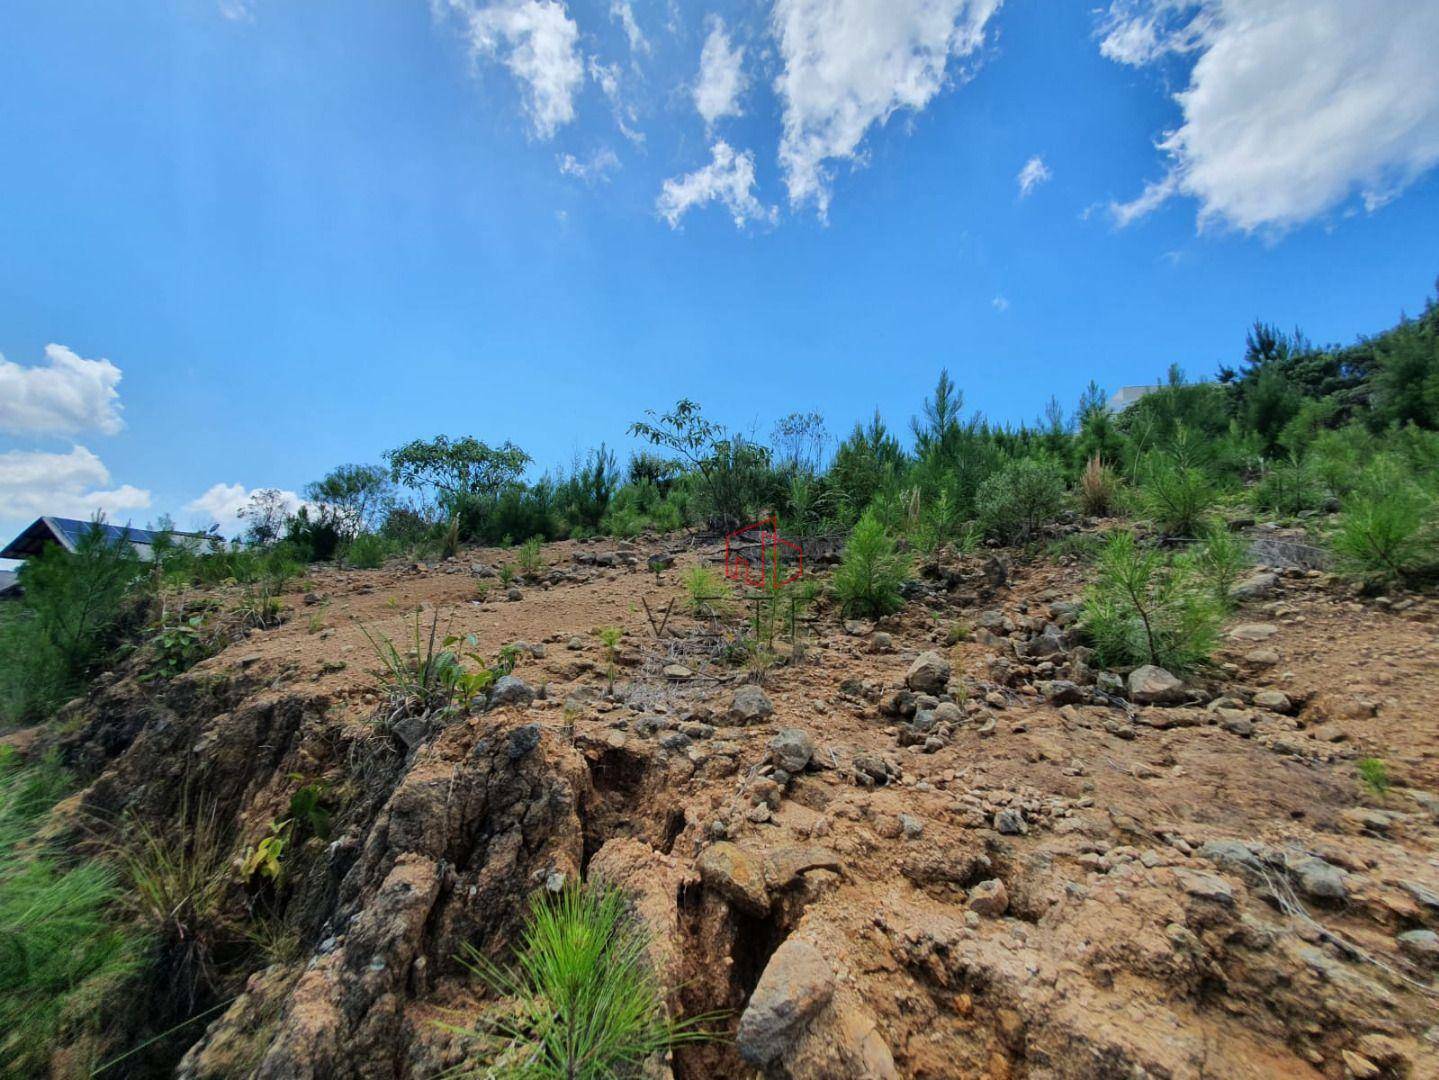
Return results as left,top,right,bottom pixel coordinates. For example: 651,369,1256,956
975,458,1066,543
451,885,715,1078
1331,483,1434,585
343,532,394,569
832,512,908,618
1138,459,1216,536
1252,458,1324,516
1082,530,1221,673
0,755,145,1073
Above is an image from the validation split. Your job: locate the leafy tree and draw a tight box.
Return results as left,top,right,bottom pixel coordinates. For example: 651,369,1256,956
629,401,773,528
385,436,531,503
770,411,829,475
304,464,393,539
238,489,294,546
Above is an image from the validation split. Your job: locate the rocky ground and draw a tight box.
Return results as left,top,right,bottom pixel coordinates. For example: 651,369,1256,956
12,528,1439,1079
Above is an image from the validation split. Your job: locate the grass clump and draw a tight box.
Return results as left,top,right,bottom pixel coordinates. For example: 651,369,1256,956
832,511,908,618
0,752,146,1074
517,538,546,580
1078,454,1121,517
681,565,730,617
1081,530,1221,674
361,612,518,725
450,884,716,1079
1356,757,1391,798
343,532,395,570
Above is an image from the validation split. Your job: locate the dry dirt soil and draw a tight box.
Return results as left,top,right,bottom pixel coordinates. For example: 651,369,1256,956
13,530,1439,1079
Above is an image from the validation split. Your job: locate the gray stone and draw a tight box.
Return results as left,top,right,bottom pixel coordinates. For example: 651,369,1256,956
768,728,815,774
1199,839,1266,882
506,723,542,759
900,814,924,840
906,651,952,694
1229,623,1278,642
489,675,535,708
1230,571,1278,602
737,939,836,1066
728,685,774,725
1173,868,1236,906
1096,671,1125,695
932,701,964,726
1290,855,1348,903
1037,679,1084,705
1127,665,1185,705
1396,929,1439,967
1253,689,1292,713
870,631,894,653
698,842,769,915
994,808,1027,835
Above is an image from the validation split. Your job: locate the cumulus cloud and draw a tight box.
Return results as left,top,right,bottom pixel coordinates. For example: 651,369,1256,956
558,146,621,183
186,483,305,539
218,0,253,21
991,295,1009,312
771,0,1001,218
657,141,776,229
588,57,644,144
694,17,746,127
0,446,150,528
435,0,583,140
1099,0,1439,233
610,0,649,55
1016,155,1051,197
0,344,125,437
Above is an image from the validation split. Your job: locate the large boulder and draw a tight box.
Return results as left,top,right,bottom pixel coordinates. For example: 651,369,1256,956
738,938,836,1066
905,651,952,695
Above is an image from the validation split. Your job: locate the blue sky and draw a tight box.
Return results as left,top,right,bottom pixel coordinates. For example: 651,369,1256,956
2,0,1438,552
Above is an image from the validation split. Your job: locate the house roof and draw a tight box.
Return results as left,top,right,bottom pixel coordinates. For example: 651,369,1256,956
0,570,18,598
0,517,215,561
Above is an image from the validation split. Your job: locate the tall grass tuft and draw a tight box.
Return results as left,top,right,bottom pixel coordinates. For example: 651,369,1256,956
0,752,146,1074
449,885,716,1079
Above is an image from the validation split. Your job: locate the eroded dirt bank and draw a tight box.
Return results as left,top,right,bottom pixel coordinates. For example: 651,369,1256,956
14,531,1439,1078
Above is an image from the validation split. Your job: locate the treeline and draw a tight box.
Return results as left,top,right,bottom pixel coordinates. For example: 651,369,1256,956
218,281,1439,572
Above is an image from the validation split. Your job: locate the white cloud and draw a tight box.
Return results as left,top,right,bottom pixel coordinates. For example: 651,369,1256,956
0,344,125,437
1100,0,1439,233
695,17,747,127
771,0,1002,218
218,0,253,21
589,57,645,144
186,483,304,539
1016,154,1051,197
657,141,776,229
435,0,583,140
610,1,649,55
991,295,1009,312
0,446,150,528
558,146,621,183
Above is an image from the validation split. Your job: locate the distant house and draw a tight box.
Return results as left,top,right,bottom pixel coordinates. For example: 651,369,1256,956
0,570,19,600
0,517,219,564
1105,385,1161,413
